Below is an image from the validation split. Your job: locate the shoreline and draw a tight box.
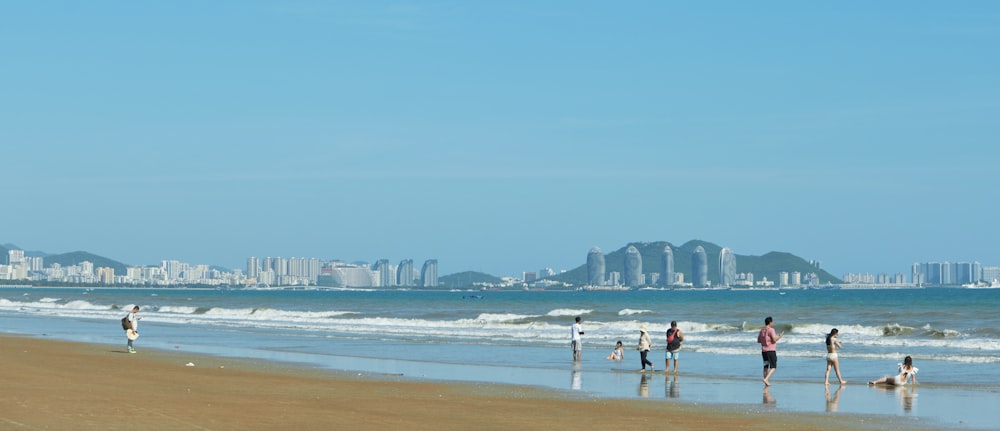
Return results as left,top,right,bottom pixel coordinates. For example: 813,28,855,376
1,334,954,431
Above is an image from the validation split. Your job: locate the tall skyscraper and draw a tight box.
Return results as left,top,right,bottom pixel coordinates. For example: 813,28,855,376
624,245,642,287
692,246,708,287
272,257,287,277
246,256,259,279
661,245,674,286
397,259,414,286
719,247,736,287
956,262,974,285
263,257,274,274
587,247,605,286
420,259,438,287
373,259,394,287
941,261,953,285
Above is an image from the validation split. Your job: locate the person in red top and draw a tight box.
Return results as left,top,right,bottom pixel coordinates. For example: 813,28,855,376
757,316,783,386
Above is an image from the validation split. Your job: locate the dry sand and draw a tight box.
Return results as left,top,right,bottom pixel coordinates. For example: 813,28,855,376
0,335,935,431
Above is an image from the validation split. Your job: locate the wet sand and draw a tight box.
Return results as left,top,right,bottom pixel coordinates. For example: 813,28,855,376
0,335,943,431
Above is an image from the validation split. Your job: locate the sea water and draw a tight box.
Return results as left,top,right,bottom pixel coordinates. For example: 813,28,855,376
3,287,999,429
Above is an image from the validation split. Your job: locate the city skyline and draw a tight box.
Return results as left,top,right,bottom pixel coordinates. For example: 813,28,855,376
2,3,997,279
4,241,997,288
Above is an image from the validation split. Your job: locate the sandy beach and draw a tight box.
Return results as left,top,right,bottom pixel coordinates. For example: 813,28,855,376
1,335,952,431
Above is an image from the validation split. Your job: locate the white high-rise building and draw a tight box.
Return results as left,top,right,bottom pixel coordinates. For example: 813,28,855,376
8,250,25,265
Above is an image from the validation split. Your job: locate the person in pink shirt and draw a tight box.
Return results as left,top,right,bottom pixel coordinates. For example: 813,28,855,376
757,316,784,386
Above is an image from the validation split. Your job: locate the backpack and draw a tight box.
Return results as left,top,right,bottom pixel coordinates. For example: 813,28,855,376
121,315,131,330
666,328,681,350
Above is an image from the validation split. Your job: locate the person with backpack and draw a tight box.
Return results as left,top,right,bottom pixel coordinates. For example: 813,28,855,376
123,306,141,353
665,320,684,374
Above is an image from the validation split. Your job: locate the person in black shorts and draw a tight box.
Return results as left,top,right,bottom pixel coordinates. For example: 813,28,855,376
757,316,783,386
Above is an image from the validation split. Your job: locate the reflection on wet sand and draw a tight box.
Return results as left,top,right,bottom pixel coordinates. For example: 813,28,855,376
666,373,680,399
762,386,776,407
871,384,918,414
825,385,843,412
571,365,581,390
638,374,649,397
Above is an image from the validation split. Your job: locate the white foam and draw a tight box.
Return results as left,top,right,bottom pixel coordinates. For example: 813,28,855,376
157,306,202,314
546,309,592,317
473,313,534,323
617,309,652,316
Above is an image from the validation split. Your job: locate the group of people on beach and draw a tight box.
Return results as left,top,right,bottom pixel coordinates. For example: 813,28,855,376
573,315,918,387
572,316,684,374
758,315,918,387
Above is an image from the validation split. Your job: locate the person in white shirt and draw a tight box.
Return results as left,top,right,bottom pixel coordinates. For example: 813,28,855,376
125,306,141,353
571,316,584,361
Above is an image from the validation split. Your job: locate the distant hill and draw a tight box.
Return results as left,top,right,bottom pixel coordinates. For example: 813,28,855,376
550,240,841,286
439,271,502,288
43,251,129,275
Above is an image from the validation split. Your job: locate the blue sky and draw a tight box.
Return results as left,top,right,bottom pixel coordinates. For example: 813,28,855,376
2,2,997,277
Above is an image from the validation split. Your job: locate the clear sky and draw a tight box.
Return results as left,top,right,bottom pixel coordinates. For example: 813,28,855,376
2,2,998,278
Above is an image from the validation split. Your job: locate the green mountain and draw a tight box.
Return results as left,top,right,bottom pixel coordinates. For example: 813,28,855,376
550,240,841,286
439,271,502,288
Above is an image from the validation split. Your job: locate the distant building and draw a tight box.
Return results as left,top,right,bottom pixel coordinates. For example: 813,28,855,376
523,272,538,283
318,262,375,287
397,259,414,286
983,266,1000,284
915,261,974,285
624,245,642,287
272,257,287,277
607,271,621,286
735,272,754,286
7,249,25,265
661,245,674,286
587,247,605,286
247,256,260,279
956,262,978,285
96,267,115,284
719,247,736,287
420,259,438,287
373,259,394,287
692,246,708,287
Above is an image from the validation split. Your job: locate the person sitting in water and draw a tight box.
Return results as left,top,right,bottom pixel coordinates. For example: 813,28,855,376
869,355,918,386
606,341,625,361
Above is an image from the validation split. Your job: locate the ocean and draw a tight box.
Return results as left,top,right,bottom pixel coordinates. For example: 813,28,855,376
3,287,999,429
